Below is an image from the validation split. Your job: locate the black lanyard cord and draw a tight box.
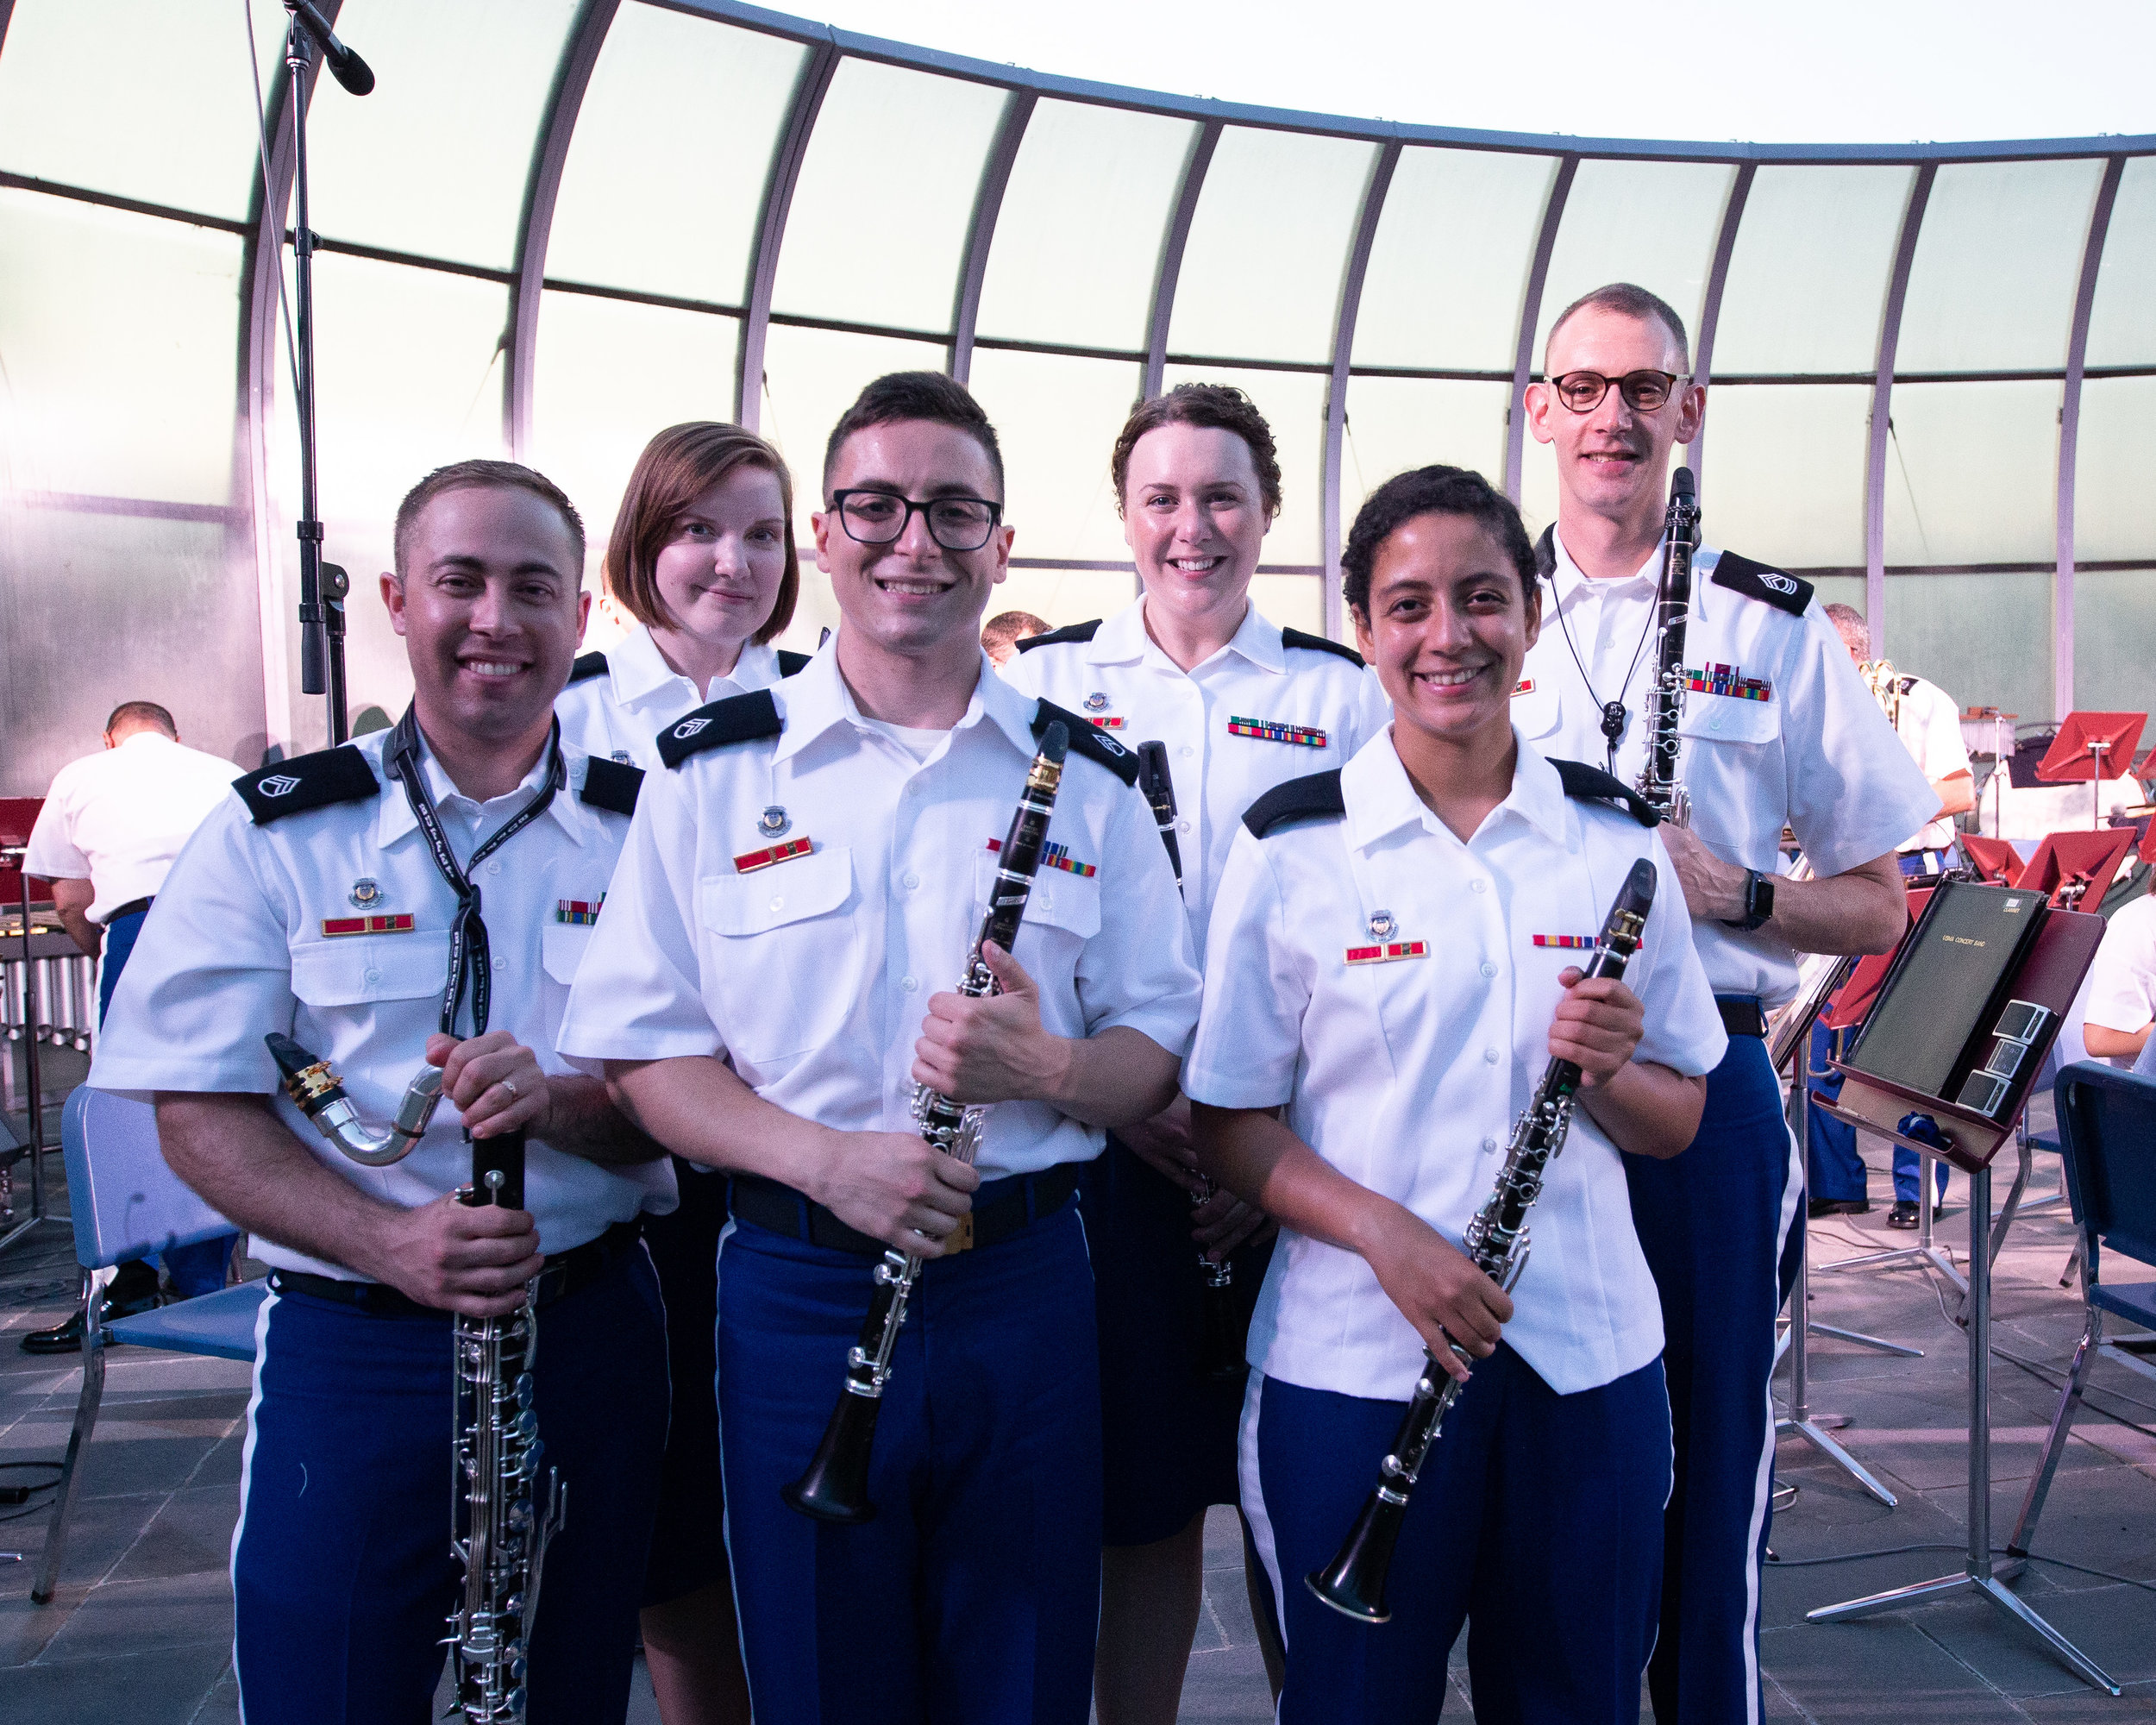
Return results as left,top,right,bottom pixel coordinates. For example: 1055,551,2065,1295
385,706,565,1038
1550,543,1666,775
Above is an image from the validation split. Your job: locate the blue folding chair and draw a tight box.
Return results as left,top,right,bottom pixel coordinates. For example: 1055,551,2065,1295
2006,1062,2156,1561
32,1086,267,1603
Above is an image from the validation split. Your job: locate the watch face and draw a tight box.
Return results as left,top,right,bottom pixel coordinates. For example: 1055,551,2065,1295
1753,873,1775,918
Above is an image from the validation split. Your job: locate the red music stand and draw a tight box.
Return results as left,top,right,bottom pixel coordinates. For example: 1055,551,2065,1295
1958,835,2022,887
2035,712,2145,830
2017,828,2134,910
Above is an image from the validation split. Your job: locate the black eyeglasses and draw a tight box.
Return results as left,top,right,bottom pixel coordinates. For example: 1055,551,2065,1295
829,489,1003,553
1547,369,1689,413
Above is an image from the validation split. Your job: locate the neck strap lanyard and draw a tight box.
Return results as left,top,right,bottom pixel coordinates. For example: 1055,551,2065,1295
385,706,565,1038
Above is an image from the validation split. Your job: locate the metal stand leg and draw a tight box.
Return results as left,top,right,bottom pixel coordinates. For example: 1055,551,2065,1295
1817,1143,1965,1295
32,1270,108,1603
1786,1055,1921,1361
1808,1164,2121,1696
0,863,61,1259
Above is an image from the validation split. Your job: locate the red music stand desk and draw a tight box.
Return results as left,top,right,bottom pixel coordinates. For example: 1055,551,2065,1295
2036,712,2146,830
1957,835,2023,888
2017,828,2134,910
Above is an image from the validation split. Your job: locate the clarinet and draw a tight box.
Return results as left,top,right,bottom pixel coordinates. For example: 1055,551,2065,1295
1636,467,1701,829
783,723,1072,1524
1135,741,1243,1384
1306,858,1658,1624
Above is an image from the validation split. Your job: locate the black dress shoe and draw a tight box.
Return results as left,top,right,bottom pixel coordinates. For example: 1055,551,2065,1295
1808,1197,1871,1218
1886,1200,1921,1230
20,1287,163,1355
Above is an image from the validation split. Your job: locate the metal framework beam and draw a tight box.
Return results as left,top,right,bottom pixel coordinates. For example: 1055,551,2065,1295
950,90,1034,385
2054,155,2125,722
1685,161,1753,495
1144,121,1220,401
508,0,618,458
1505,154,1577,504
1865,163,1935,655
736,39,839,430
1321,141,1399,643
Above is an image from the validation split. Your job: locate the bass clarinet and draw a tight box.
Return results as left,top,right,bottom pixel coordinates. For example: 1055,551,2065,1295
1636,467,1701,828
783,722,1072,1523
1306,858,1657,1624
270,1033,563,1722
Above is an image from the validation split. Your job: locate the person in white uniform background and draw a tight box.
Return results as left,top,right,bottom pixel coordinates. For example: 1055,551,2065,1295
1516,282,1937,1725
21,699,245,1347
1188,462,1724,1723
1002,382,1389,1722
2084,894,2156,1067
555,419,807,1725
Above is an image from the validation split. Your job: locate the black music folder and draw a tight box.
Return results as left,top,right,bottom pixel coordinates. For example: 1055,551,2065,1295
1843,880,2049,1101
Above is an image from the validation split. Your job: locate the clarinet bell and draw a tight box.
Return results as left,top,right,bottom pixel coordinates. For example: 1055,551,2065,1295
1305,1490,1402,1624
1194,1271,1247,1384
780,1389,883,1525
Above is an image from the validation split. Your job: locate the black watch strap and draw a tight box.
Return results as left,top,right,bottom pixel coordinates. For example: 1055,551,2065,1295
1721,869,1774,932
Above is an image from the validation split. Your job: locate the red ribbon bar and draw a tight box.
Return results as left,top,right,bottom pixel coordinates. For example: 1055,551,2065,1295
733,837,813,875
1344,939,1427,965
321,913,415,938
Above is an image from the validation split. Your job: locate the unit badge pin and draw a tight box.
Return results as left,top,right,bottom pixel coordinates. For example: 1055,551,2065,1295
1368,909,1397,941
348,877,384,909
1083,692,1109,712
611,750,633,765
757,805,791,837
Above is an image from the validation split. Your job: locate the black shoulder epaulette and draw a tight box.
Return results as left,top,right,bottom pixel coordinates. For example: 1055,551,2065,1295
776,649,811,677
568,650,608,685
1242,770,1346,838
235,746,380,825
1709,550,1812,618
1032,699,1138,786
1533,524,1557,581
1896,675,1917,696
580,755,642,817
1282,626,1364,668
1014,619,1101,654
1550,758,1660,828
657,690,783,769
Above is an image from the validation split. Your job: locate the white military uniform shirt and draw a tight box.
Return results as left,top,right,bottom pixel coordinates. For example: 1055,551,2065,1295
2084,894,2156,1048
24,732,242,922
1520,530,1938,1007
90,728,674,1278
1185,731,1727,1399
558,646,1203,1179
555,623,790,768
1001,599,1391,961
1885,674,1971,854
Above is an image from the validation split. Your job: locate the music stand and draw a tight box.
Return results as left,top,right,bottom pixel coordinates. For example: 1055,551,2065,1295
2016,827,2134,910
0,840,60,1258
1964,706,2015,837
1957,834,2021,887
2035,712,2144,831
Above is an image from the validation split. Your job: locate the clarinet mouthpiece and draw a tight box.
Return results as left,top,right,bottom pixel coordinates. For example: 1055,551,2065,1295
1040,720,1069,765
1670,466,1696,505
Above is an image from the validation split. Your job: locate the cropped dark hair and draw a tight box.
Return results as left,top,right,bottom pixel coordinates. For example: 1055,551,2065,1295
1342,466,1539,618
1545,281,1691,373
822,371,1004,499
605,422,799,644
1110,383,1282,522
392,459,586,578
104,700,177,739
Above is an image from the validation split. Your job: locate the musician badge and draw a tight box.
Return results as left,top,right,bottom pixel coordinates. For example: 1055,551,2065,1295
348,877,384,908
1345,911,1426,964
757,805,791,837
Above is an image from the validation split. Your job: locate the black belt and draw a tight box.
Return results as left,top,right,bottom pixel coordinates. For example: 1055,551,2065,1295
730,1163,1081,1258
1717,994,1768,1038
103,897,153,925
268,1218,643,1317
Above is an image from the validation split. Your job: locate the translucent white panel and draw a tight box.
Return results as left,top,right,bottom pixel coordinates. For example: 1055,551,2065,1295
1896,160,2103,373
0,191,241,505
1250,574,1323,637
2069,376,2156,562
266,254,513,753
304,0,580,269
993,568,1137,633
1883,380,2059,566
0,0,287,220
1532,160,1733,371
2073,570,2156,713
1339,378,1509,518
1693,385,1871,568
529,292,742,588
547,7,804,303
976,99,1194,352
1168,129,1376,365
966,348,1144,562
772,60,1005,333
1161,365,1329,564
757,323,949,529
1712,166,1912,375
1884,573,2049,723
2086,158,2156,368
1352,148,1557,372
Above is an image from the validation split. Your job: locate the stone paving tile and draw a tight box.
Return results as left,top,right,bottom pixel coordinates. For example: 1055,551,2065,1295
0,1641,229,1725
105,1486,237,1587
34,1567,231,1665
1761,1615,2036,1722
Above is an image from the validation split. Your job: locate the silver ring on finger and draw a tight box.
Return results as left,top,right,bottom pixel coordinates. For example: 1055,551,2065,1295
499,1076,519,1101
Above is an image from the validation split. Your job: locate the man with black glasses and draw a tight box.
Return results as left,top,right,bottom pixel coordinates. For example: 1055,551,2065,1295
1513,285,1936,1725
561,373,1200,1725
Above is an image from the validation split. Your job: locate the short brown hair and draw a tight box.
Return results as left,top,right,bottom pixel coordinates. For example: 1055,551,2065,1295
982,610,1049,653
104,700,177,739
1111,383,1282,522
1545,282,1691,374
393,459,585,579
1343,466,1539,617
823,372,1004,499
605,423,799,644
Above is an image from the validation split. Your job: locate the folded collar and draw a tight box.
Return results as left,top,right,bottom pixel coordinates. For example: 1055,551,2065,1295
1342,726,1571,851
373,728,590,851
1092,596,1285,675
774,645,1035,763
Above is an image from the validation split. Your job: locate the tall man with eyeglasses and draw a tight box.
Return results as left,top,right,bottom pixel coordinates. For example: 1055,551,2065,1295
561,372,1200,1725
1514,285,1936,1725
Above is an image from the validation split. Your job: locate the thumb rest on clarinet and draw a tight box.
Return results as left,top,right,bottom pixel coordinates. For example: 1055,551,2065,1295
1305,858,1658,1625
270,1032,562,1723
782,722,1073,1525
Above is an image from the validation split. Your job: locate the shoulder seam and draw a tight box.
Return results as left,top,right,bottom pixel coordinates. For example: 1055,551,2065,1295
1242,769,1346,838
1014,618,1102,654
1280,626,1364,668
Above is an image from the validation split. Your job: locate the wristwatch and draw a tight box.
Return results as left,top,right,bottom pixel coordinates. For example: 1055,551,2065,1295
1722,869,1776,932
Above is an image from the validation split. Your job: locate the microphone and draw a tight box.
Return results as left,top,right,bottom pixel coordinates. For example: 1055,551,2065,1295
285,0,374,96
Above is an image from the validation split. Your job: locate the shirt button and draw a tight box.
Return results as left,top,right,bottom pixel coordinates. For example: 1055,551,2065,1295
486,861,501,875
492,957,507,972
1483,1046,1500,1063
901,975,918,993
1482,1136,1499,1153
1480,961,1498,978
362,968,379,984
1179,745,1194,758
1470,879,1488,894
901,871,920,890
1177,819,1193,833
769,896,784,912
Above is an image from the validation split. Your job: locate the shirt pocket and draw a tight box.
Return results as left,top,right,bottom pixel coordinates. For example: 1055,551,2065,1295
1677,693,1781,750
1512,681,1564,743
290,934,450,1007
541,924,592,985
698,846,856,1064
969,850,1101,938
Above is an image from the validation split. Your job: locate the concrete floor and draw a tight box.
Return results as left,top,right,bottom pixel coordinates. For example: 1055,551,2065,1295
2,1066,2152,1721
